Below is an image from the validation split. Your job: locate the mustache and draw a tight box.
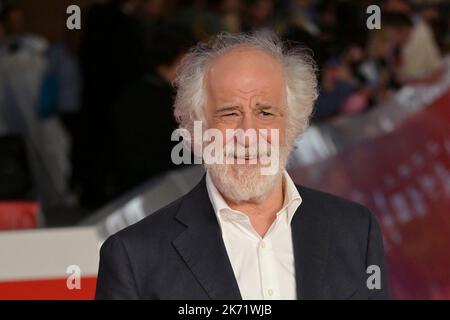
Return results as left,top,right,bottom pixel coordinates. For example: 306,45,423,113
224,143,273,159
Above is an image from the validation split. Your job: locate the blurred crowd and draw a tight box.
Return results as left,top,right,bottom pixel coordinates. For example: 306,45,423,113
0,0,449,220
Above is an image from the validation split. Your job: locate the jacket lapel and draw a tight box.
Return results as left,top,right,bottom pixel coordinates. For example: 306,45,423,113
172,176,242,300
291,186,331,300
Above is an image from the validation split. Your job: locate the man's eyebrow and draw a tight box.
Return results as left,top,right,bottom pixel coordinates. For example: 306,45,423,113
255,102,276,110
215,105,241,113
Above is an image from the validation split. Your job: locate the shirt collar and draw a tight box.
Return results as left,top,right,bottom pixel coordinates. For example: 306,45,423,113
206,170,302,228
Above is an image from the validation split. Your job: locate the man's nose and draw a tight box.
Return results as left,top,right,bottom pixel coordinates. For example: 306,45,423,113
240,113,256,130
236,113,257,146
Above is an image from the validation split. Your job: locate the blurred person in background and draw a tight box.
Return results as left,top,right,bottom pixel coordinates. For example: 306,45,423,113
241,0,275,32
0,4,73,209
0,4,47,55
280,0,369,76
135,0,175,32
383,0,443,83
336,43,386,115
359,27,402,104
417,2,448,53
278,0,324,69
216,0,242,33
308,0,447,122
311,43,374,120
312,57,356,120
110,24,195,197
77,0,146,208
170,0,224,41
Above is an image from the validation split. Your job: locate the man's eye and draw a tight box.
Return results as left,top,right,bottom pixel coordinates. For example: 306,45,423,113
259,111,273,116
223,112,239,117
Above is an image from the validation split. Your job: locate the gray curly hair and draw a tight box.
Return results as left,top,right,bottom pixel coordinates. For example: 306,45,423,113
173,30,318,141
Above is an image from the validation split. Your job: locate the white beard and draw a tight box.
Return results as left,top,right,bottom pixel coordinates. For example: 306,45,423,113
205,145,291,203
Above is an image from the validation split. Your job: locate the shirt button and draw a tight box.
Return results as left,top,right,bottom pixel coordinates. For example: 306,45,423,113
268,289,274,296
261,241,266,249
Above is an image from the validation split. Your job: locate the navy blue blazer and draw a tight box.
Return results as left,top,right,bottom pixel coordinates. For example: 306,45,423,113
95,176,389,299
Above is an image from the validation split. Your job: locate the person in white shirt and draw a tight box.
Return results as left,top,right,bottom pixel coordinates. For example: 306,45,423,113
96,31,389,300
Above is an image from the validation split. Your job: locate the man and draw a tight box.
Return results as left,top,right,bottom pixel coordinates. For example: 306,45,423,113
96,31,389,300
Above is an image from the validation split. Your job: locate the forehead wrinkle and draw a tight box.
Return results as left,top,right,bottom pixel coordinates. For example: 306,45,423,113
215,94,277,110
236,87,264,95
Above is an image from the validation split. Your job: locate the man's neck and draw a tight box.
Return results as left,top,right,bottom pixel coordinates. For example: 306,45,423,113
223,176,285,237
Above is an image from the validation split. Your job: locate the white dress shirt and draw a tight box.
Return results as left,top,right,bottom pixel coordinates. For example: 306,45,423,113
205,171,302,300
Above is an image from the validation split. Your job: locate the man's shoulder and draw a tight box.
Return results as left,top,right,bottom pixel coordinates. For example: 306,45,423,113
106,178,207,248
295,184,374,230
110,193,187,246
296,184,368,210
